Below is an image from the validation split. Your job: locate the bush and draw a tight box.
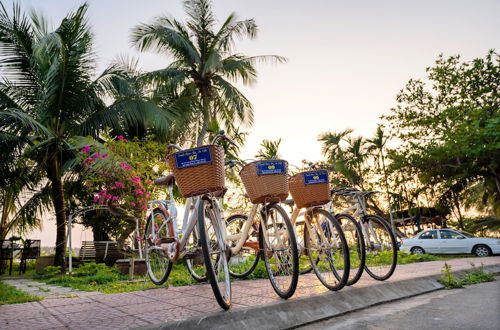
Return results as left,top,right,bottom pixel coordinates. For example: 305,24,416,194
32,265,61,279
438,262,495,289
73,263,111,277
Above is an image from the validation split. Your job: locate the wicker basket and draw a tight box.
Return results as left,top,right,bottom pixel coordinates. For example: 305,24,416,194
167,145,225,198
289,170,330,209
239,160,289,204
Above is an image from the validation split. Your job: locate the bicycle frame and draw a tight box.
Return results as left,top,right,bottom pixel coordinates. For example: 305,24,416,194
326,195,382,246
226,202,286,256
146,184,226,262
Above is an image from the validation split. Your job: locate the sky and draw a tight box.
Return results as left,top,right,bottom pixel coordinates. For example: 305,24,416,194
4,0,499,246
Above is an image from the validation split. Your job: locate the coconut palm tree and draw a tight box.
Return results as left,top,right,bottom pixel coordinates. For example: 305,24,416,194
131,0,285,146
318,129,353,161
0,3,171,268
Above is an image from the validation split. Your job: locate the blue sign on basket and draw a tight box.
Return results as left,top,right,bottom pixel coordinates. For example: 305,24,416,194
303,170,328,185
174,146,212,169
257,160,286,175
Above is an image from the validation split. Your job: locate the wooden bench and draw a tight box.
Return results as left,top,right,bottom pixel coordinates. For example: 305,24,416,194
94,241,124,266
79,241,96,263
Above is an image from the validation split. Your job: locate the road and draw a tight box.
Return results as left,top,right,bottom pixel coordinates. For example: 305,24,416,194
300,277,500,330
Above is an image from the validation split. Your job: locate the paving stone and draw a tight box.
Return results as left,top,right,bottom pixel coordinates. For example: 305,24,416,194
89,292,156,307
0,314,65,330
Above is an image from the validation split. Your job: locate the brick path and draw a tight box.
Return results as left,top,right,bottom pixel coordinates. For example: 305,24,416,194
1,256,498,330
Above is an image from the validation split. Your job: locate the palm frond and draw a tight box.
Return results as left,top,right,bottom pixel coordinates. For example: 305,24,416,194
131,18,200,66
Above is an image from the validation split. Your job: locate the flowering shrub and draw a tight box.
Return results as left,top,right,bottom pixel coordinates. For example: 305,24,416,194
76,134,169,219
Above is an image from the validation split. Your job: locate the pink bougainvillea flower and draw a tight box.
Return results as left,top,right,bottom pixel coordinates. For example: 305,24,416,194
81,145,91,153
135,189,143,196
131,203,136,207
103,171,109,175
146,192,151,197
101,153,108,159
112,196,118,201
117,135,124,140
130,176,141,184
111,146,116,150
114,181,125,188
106,193,112,199
91,153,100,159
93,195,99,202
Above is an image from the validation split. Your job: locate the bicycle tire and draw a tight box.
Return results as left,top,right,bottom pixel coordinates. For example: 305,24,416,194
363,214,397,281
185,227,208,282
144,208,173,285
305,208,350,291
198,198,232,310
335,213,366,286
226,214,260,278
259,203,299,299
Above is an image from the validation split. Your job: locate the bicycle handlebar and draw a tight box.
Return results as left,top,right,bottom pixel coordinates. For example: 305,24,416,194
166,143,182,151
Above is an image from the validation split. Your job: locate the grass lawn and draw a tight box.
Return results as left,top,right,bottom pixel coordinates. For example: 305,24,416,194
0,281,42,305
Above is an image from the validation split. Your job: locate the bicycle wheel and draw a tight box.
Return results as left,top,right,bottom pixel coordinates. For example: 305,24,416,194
259,203,299,299
144,208,173,285
335,213,365,286
305,208,349,291
185,226,207,282
198,198,231,310
226,214,260,278
363,214,397,281
296,220,314,274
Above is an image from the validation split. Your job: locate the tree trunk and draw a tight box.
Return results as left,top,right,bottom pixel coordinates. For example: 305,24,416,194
196,93,211,147
107,206,138,252
453,192,465,230
47,165,67,271
381,151,396,234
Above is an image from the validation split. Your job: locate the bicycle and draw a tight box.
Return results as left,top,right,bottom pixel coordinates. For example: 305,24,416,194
286,169,350,291
144,131,236,310
331,187,397,281
224,159,299,299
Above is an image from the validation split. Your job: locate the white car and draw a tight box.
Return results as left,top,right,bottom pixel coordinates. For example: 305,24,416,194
400,229,500,257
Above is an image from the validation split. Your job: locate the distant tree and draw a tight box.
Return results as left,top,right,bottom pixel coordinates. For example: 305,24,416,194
384,50,500,227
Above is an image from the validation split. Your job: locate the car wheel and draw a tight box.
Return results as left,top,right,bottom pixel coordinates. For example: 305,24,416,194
410,247,425,255
472,245,491,257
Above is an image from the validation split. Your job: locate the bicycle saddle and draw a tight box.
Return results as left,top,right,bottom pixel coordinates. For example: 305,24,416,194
282,199,295,207
154,174,175,186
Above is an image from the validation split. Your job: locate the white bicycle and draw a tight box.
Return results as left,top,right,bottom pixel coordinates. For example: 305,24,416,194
144,131,236,310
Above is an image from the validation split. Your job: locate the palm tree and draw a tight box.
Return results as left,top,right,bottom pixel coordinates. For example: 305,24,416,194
367,125,395,233
131,0,285,146
255,138,282,160
0,3,170,268
318,129,353,161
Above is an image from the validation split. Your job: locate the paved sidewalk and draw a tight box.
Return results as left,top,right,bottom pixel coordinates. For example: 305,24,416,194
0,256,498,330
1,279,101,299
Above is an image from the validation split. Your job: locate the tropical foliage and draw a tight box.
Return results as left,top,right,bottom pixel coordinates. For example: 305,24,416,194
0,3,170,268
131,0,285,146
320,51,500,235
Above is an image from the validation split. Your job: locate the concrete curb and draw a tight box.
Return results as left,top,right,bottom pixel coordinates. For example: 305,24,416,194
140,264,500,330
